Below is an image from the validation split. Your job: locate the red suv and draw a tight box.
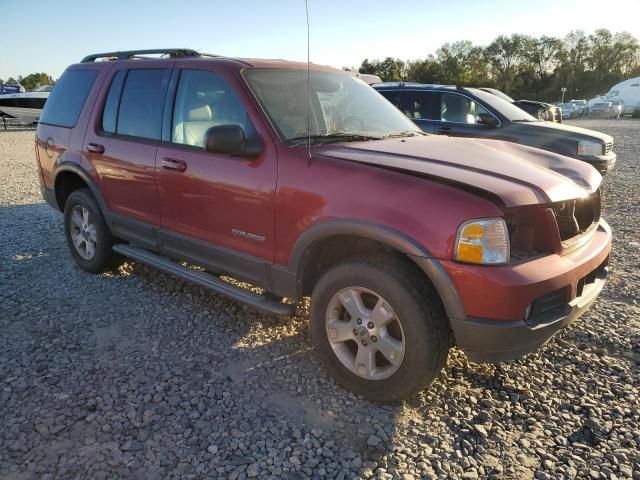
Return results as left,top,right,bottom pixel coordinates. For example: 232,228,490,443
35,49,611,401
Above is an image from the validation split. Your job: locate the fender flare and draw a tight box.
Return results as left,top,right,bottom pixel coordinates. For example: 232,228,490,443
52,162,109,214
288,219,465,320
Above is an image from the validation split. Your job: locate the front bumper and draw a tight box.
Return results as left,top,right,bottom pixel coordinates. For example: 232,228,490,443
580,151,616,174
442,219,611,362
450,259,608,362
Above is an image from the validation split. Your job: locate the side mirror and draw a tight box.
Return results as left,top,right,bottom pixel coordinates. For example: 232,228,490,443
204,124,262,158
476,113,499,128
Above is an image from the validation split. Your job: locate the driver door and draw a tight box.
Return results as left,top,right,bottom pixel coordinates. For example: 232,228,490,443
155,65,277,270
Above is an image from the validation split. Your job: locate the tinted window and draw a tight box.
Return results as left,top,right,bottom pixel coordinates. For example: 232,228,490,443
400,91,437,120
117,69,170,140
101,71,126,134
377,90,401,107
172,70,248,148
440,93,491,124
40,69,97,128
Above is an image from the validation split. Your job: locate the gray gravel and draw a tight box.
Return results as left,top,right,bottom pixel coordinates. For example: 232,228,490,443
1,119,639,479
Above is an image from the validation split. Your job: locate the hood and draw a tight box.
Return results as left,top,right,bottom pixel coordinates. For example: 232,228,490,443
517,121,613,143
317,135,601,208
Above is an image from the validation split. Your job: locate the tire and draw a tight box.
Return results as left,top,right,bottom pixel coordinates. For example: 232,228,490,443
310,255,451,402
63,188,118,273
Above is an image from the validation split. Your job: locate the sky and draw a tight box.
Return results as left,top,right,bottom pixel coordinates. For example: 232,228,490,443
2,0,640,80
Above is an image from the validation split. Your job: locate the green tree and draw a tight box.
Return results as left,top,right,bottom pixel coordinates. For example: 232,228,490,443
360,29,640,101
485,34,530,92
359,57,406,81
20,72,53,90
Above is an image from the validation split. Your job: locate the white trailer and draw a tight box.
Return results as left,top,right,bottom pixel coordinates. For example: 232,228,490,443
607,77,640,117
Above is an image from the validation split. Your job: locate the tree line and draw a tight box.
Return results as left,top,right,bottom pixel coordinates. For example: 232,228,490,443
0,73,54,91
358,29,640,102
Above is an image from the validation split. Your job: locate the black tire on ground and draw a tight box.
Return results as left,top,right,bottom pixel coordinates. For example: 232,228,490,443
63,188,118,273
310,255,451,402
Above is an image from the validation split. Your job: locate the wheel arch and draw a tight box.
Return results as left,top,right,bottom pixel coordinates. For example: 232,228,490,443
288,220,465,320
53,163,108,213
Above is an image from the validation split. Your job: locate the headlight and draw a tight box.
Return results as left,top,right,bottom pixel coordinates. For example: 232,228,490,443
577,140,602,156
454,218,510,265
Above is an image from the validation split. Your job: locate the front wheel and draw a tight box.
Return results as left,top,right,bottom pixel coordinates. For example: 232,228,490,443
310,256,451,401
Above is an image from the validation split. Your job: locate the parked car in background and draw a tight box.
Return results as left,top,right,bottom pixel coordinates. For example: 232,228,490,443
35,49,612,401
350,72,382,85
607,76,640,117
479,87,561,123
569,99,589,116
589,101,617,119
609,99,624,119
560,103,578,119
374,82,616,173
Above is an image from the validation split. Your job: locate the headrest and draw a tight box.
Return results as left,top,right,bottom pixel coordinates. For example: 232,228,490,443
187,104,212,122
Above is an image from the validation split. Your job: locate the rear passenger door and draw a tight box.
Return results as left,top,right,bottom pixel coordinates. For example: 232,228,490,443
84,64,172,233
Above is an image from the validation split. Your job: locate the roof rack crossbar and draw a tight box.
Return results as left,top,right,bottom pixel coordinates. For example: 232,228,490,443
81,49,207,63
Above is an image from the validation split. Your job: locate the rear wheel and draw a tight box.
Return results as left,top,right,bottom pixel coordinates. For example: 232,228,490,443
64,188,118,273
310,256,450,402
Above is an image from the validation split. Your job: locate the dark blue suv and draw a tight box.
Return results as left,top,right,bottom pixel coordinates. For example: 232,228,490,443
373,82,616,174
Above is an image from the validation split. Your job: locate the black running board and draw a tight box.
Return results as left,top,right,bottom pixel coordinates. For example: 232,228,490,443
113,244,295,316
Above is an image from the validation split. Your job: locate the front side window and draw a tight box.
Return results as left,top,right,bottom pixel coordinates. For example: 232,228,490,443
440,93,491,124
40,69,98,128
172,70,248,148
116,69,170,140
243,69,420,142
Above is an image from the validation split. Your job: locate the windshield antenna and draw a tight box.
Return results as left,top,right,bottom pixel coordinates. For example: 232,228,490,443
305,0,311,161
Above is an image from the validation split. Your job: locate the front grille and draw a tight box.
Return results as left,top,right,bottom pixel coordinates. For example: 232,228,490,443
603,142,613,155
551,190,601,244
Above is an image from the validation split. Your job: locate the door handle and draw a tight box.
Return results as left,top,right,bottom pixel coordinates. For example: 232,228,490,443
437,126,452,133
86,143,105,154
161,157,187,172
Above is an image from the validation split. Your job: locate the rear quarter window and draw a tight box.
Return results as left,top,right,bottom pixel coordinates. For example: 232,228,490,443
40,69,98,128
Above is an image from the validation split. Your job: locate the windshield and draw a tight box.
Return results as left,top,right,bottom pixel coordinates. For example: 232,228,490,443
481,87,515,103
243,69,421,143
467,88,538,122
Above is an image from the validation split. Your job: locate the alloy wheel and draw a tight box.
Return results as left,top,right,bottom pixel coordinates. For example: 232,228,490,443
69,205,97,260
325,286,405,380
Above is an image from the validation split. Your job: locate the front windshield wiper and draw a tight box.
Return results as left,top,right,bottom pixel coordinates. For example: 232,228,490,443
384,130,426,138
285,132,383,145
512,119,540,123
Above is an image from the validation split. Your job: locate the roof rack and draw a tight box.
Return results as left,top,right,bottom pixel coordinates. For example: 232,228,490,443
81,48,213,63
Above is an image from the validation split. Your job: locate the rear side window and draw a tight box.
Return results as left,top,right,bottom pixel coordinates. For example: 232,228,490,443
401,91,437,120
40,69,98,128
101,71,126,134
377,90,401,107
116,69,170,140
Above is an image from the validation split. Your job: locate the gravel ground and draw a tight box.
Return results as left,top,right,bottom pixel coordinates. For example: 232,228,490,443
0,119,638,480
